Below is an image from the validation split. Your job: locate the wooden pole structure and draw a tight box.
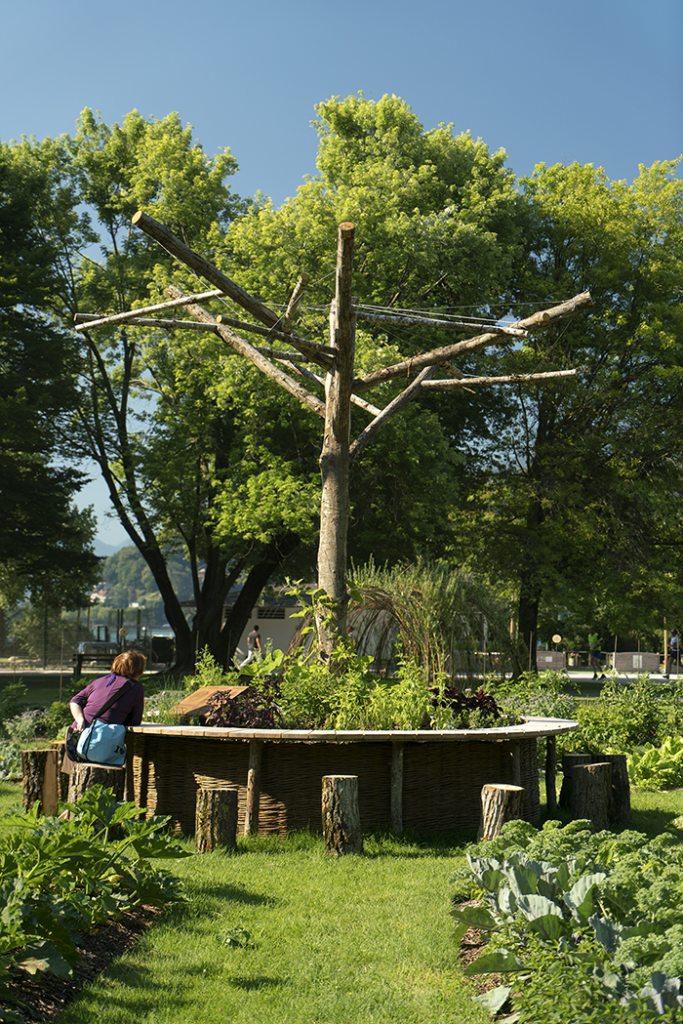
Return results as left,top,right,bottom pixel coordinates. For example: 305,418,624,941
244,739,263,835
390,742,404,836
123,212,593,664
316,223,356,657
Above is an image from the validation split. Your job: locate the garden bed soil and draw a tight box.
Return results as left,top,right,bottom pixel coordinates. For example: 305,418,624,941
0,904,161,1022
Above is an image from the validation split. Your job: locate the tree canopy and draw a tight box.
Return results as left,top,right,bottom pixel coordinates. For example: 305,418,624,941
0,143,99,608
3,94,681,668
451,158,683,660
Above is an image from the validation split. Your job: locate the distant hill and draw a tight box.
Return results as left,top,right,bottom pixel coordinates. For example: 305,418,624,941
93,538,128,558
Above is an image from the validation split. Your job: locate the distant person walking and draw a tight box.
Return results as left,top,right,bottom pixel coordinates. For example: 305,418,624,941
588,628,604,680
239,624,262,668
666,630,680,679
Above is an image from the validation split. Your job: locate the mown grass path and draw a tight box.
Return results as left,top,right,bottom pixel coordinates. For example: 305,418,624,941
52,832,488,1024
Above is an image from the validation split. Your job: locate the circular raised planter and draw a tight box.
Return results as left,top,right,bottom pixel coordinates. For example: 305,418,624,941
126,717,577,836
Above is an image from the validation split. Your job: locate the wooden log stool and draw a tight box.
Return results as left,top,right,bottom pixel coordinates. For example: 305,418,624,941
558,753,592,809
195,787,238,853
569,762,612,832
599,753,631,827
478,783,525,840
322,775,363,856
22,749,61,817
67,762,126,804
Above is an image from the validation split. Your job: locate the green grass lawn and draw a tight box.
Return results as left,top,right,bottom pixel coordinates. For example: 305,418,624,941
1,779,682,1024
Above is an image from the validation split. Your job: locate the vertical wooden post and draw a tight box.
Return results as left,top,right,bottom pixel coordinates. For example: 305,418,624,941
545,735,557,814
244,739,263,835
570,762,612,831
390,742,404,836
316,223,356,657
478,784,525,840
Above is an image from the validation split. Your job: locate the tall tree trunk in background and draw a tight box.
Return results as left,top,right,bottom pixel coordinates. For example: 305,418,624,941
316,224,356,659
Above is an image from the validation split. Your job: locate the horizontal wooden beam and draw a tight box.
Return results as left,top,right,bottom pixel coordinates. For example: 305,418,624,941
421,368,578,389
355,308,528,337
76,313,219,332
354,292,593,392
73,289,225,331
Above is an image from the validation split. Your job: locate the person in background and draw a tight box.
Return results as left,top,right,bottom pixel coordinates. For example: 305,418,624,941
62,650,146,774
588,628,604,680
239,624,262,668
665,630,680,680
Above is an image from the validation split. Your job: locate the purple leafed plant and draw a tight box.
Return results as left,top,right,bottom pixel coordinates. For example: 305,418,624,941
205,675,283,729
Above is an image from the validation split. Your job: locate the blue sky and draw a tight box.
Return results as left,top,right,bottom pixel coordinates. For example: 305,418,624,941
3,0,681,547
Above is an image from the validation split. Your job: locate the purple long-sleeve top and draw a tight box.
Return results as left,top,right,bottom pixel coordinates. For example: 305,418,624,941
70,673,145,727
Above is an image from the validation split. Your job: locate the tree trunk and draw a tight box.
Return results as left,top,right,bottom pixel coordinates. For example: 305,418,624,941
558,753,593,808
195,788,238,853
478,783,525,840
569,762,612,831
518,581,540,674
22,749,60,817
316,224,356,658
322,774,363,856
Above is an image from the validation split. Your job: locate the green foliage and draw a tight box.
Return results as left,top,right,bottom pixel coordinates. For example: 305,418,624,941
183,646,230,693
628,736,683,790
0,682,27,725
0,143,100,608
454,819,683,1020
452,157,683,653
0,785,189,1010
567,675,682,756
494,669,578,722
0,742,21,779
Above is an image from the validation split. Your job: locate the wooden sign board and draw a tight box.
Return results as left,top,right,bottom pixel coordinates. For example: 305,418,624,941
168,685,249,718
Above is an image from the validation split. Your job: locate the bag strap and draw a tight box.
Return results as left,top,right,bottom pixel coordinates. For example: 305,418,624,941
94,677,137,719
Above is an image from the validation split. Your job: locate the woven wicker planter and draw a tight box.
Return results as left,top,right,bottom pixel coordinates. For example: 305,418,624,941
125,717,577,837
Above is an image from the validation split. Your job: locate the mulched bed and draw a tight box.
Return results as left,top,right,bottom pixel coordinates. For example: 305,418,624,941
457,899,503,996
0,905,162,1022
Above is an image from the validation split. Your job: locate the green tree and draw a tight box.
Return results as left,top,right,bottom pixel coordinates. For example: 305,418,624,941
0,143,99,611
453,159,683,665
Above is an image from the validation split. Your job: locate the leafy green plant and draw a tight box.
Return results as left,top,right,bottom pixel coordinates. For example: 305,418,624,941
0,682,28,731
0,785,190,1010
453,818,683,1020
627,736,683,790
183,646,230,692
0,742,21,780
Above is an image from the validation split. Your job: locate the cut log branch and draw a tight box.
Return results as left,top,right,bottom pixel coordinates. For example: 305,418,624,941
76,313,220,332
421,369,578,389
132,211,282,329
355,308,528,336
349,365,437,462
354,292,593,392
282,273,310,333
165,286,326,419
291,364,383,416
74,289,225,330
